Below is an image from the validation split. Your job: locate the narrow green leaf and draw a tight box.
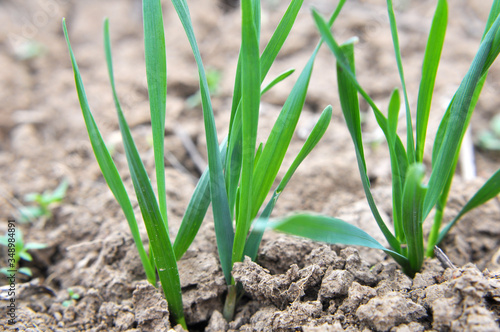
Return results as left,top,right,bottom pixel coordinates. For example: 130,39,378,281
170,0,234,284
63,19,156,285
386,0,415,162
226,0,307,218
244,105,332,260
233,0,261,266
387,88,401,138
332,37,401,252
401,163,427,274
437,168,500,244
386,89,407,243
415,0,448,162
103,18,186,328
173,139,228,260
267,214,408,264
261,69,295,95
251,48,316,220
428,7,496,252
143,0,168,224
312,11,391,140
424,14,500,218
260,0,304,79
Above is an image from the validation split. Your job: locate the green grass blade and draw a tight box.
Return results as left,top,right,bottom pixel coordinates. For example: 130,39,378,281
170,0,234,284
253,0,261,42
424,14,500,218
143,0,168,224
102,18,186,328
260,0,304,80
401,163,427,274
267,214,408,264
261,69,295,95
331,35,401,252
250,47,316,221
484,0,500,39
386,89,407,243
244,105,332,260
63,19,156,286
436,168,500,245
233,0,261,266
225,68,296,218
312,11,390,139
173,139,228,260
386,0,415,163
225,0,306,216
427,9,499,253
415,0,447,162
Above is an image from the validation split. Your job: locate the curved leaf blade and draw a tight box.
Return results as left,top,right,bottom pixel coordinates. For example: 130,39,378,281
401,163,427,274
267,214,407,262
103,17,186,328
415,0,448,162
63,19,156,286
143,0,168,223
170,0,234,284
437,168,500,244
244,105,332,260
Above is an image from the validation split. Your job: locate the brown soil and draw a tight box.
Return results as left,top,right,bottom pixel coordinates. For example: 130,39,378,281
0,0,499,331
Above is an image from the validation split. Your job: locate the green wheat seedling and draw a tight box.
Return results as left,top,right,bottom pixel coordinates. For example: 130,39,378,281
268,0,500,277
169,0,348,321
0,229,47,278
64,0,338,326
63,0,187,326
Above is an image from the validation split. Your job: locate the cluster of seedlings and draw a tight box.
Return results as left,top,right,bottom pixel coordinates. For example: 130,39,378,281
6,0,497,330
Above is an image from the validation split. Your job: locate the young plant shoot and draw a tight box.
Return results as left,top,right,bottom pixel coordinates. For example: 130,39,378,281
0,229,47,278
64,0,337,327
269,0,500,277
64,0,186,327
168,0,344,321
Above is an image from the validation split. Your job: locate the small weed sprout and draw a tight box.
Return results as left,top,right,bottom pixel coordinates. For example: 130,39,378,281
269,0,500,277
62,288,80,307
19,179,68,223
0,229,47,278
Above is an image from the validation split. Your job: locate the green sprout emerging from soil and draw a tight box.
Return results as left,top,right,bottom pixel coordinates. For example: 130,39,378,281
0,229,47,278
269,0,500,277
64,0,335,327
19,179,68,223
62,288,80,307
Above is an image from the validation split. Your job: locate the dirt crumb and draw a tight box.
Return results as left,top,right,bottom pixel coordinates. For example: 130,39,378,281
430,264,500,331
206,310,228,332
132,281,171,331
233,256,324,308
356,291,426,331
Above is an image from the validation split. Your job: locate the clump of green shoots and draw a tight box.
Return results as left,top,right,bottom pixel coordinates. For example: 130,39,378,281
62,288,80,307
19,180,68,223
64,0,336,327
269,0,500,277
0,229,47,278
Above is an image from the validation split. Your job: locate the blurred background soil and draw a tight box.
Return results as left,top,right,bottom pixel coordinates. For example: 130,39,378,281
0,0,499,330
